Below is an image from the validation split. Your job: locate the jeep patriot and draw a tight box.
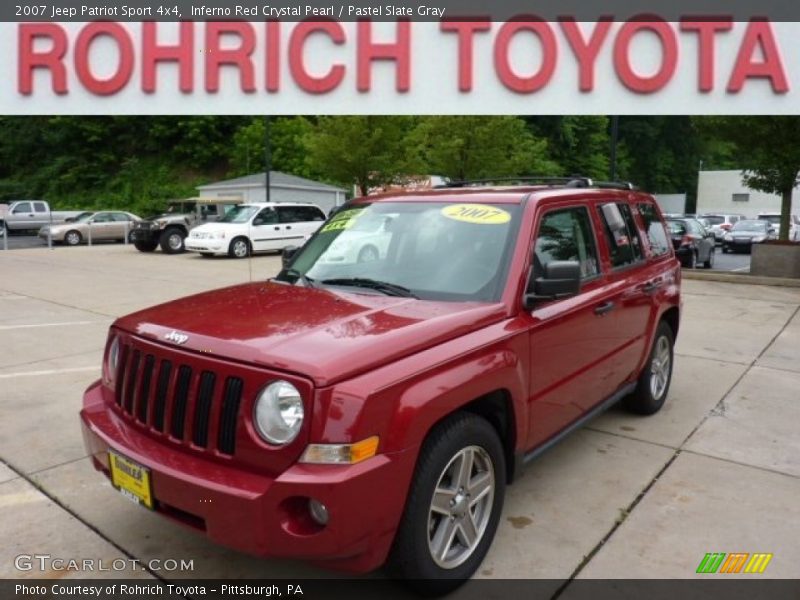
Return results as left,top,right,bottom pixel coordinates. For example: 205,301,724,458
80,177,680,594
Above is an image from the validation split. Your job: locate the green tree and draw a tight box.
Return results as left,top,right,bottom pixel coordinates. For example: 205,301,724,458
527,116,609,179
229,117,316,179
305,116,414,195
707,117,800,241
410,116,558,182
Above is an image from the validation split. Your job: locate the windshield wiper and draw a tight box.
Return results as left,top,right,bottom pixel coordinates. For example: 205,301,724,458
321,278,418,298
285,269,316,289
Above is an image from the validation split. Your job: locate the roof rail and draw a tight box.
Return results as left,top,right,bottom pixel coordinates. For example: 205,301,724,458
435,176,636,191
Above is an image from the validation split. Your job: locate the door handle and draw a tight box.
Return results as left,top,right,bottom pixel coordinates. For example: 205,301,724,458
286,225,292,230
274,226,281,231
594,301,615,316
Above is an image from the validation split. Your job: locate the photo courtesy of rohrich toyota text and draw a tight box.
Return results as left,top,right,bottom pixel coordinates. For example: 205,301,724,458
1,1,800,599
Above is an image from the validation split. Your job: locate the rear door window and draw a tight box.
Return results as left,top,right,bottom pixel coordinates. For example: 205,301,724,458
34,202,47,213
638,203,670,256
599,203,643,268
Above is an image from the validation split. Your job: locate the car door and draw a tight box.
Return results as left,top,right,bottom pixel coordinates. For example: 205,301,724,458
11,202,35,229
109,212,134,240
249,207,281,252
275,206,319,249
89,212,115,240
593,201,656,390
525,204,623,448
32,202,49,228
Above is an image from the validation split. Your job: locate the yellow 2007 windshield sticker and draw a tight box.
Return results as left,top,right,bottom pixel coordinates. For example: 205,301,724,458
441,204,511,225
321,207,364,233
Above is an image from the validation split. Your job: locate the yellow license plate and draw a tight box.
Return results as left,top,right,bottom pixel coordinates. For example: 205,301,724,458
109,451,153,510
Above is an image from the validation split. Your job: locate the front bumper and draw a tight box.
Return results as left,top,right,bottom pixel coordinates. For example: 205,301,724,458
80,381,415,572
130,228,160,243
722,239,755,251
185,238,226,254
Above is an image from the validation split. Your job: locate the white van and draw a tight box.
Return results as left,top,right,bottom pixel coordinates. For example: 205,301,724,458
186,202,326,258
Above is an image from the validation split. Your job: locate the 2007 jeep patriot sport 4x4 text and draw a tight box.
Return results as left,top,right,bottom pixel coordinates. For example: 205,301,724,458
80,177,680,594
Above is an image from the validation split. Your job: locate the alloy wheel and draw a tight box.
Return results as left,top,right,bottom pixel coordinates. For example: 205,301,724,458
427,446,495,570
649,335,671,400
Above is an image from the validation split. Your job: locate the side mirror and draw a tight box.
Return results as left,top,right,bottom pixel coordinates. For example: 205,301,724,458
281,245,300,269
524,260,581,308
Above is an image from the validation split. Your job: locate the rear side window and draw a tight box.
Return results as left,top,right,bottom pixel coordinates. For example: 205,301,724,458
535,207,599,280
277,206,325,223
34,202,47,213
599,203,643,268
638,203,670,256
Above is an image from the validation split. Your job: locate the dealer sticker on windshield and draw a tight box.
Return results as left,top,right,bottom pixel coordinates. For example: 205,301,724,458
321,207,365,233
441,204,511,225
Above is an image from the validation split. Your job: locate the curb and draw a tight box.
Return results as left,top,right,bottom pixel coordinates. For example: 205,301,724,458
683,270,800,288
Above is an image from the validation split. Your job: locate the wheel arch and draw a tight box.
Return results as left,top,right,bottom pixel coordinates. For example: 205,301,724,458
660,306,680,341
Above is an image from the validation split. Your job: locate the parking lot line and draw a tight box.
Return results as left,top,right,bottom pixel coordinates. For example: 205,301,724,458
0,366,98,379
0,320,104,331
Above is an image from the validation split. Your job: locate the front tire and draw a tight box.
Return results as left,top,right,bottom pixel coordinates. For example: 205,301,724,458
388,413,505,596
134,240,158,252
228,237,251,259
159,228,186,254
624,321,674,415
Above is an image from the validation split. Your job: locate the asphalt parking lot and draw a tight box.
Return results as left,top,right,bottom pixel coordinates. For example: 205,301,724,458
1,245,799,587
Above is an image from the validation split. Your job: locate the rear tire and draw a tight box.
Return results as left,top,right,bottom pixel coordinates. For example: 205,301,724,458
134,240,158,253
703,247,714,269
388,412,505,596
624,321,674,415
64,230,82,246
159,228,186,254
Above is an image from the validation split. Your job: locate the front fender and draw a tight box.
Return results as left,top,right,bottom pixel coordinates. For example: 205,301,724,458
309,318,530,456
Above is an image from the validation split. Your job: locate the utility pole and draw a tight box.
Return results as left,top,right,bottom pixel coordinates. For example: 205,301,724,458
264,115,272,203
609,115,619,181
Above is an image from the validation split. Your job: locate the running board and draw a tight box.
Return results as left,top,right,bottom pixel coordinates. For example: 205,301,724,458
521,382,637,466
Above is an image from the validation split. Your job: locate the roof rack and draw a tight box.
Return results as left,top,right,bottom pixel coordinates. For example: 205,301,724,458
435,176,636,191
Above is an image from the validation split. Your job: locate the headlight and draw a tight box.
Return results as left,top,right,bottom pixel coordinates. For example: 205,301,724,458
156,220,168,229
211,231,226,239
103,336,120,385
752,235,766,243
253,381,304,445
724,234,733,241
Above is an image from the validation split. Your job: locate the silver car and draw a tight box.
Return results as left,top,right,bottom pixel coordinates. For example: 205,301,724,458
39,211,141,246
699,213,746,243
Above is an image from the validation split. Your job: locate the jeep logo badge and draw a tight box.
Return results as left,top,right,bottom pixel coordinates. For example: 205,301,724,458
164,330,189,345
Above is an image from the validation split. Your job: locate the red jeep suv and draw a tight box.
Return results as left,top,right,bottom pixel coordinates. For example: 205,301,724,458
80,178,680,594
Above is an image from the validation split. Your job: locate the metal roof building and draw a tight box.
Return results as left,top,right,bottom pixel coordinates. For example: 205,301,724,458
197,171,347,214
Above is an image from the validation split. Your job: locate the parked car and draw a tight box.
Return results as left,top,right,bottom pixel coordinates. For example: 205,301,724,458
186,202,326,258
756,213,800,241
81,177,680,594
722,219,777,253
130,200,200,254
699,213,745,243
1,200,83,234
38,211,141,246
665,217,716,268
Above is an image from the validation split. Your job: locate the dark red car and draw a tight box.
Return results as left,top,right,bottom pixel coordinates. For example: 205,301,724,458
81,178,681,594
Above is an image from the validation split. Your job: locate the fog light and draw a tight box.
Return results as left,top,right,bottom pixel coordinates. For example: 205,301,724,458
308,499,329,526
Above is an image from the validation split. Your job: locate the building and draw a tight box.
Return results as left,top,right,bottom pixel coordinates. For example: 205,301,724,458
197,171,347,214
697,170,798,217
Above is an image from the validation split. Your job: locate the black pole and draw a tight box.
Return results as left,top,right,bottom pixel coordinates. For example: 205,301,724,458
609,115,619,181
264,115,271,203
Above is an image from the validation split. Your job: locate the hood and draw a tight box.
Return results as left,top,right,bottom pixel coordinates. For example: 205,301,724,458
114,282,507,387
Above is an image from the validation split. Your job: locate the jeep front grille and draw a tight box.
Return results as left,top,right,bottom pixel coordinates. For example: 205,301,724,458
115,341,243,456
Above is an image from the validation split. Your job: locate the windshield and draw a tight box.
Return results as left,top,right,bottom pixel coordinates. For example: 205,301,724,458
278,201,522,302
702,216,724,225
75,213,95,223
758,215,781,225
219,205,259,223
733,220,768,232
666,220,687,234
